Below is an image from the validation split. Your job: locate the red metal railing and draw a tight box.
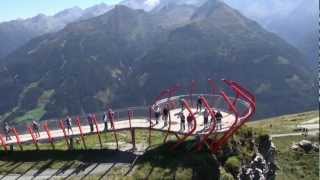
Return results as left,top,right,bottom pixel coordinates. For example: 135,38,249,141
75,117,87,149
12,128,23,150
59,120,69,148
93,114,103,149
195,96,217,151
0,79,255,155
27,126,39,150
170,99,197,150
0,135,8,151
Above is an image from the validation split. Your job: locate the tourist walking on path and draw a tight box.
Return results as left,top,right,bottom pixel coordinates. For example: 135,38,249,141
65,116,73,135
103,112,108,131
154,106,161,124
196,96,202,112
162,104,169,127
32,120,40,137
215,111,223,130
88,114,94,132
3,122,11,141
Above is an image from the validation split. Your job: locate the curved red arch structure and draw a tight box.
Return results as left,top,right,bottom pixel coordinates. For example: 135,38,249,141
0,79,255,155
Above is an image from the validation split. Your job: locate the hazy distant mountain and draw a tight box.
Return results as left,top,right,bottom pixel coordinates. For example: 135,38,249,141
0,1,316,123
223,0,318,65
120,0,206,11
0,3,112,58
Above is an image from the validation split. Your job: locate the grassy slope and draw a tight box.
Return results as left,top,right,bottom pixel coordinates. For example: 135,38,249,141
247,110,319,180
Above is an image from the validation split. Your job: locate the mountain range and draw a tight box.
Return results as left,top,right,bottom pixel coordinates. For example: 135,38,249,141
0,0,316,123
223,0,318,66
0,3,113,58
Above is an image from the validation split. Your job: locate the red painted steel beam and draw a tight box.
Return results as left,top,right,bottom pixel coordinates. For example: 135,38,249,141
12,128,23,151
93,114,103,149
109,110,119,150
43,122,55,149
195,96,217,151
170,99,197,150
27,126,39,150
0,135,8,151
75,117,87,149
211,91,239,152
211,79,256,153
59,120,69,148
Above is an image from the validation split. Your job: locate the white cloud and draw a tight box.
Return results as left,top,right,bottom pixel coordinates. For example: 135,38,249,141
144,0,160,9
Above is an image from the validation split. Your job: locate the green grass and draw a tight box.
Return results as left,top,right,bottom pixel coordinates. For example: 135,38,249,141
249,111,319,180
248,111,318,134
15,89,55,123
273,135,319,180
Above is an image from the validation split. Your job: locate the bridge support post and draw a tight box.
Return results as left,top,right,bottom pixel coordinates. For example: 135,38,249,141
0,135,8,152
75,117,87,150
12,128,23,151
131,128,136,150
93,114,103,149
43,122,55,150
59,120,70,149
27,126,39,150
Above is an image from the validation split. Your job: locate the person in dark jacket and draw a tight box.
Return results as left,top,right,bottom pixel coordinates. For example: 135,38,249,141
215,111,223,130
103,112,108,131
162,104,169,126
187,113,193,131
196,96,202,112
65,116,73,135
179,98,185,112
175,112,185,131
154,106,161,124
3,122,11,141
32,120,40,137
88,114,94,132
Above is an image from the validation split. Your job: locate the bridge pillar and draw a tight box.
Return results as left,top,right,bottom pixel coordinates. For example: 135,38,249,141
131,128,136,150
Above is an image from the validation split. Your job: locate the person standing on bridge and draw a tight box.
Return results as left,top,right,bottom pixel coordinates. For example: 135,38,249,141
179,98,185,112
87,114,94,132
154,106,161,124
197,96,202,112
178,112,185,131
103,112,108,131
108,108,115,127
187,113,193,131
3,122,11,141
162,104,169,127
215,111,223,130
32,120,40,137
65,116,73,135
203,109,209,129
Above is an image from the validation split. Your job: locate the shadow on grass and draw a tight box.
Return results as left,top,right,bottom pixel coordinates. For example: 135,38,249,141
0,149,138,164
134,140,220,180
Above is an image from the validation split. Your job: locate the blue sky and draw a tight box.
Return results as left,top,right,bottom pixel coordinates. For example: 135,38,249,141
0,0,122,22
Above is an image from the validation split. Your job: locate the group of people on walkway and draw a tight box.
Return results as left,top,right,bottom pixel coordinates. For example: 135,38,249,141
153,96,224,132
2,108,115,141
3,120,41,141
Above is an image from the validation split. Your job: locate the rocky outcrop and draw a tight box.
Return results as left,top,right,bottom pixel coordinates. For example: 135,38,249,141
238,135,278,180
